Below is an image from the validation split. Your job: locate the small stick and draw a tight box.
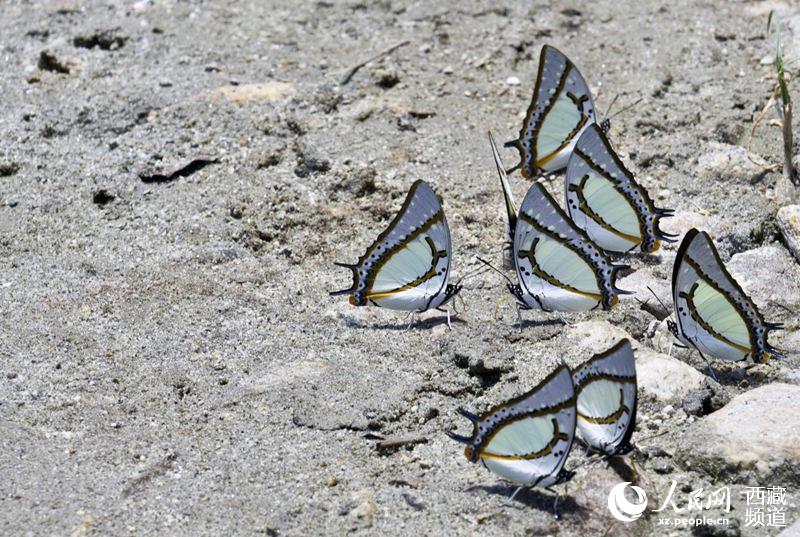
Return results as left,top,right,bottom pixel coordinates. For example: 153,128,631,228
340,40,410,85
375,434,427,450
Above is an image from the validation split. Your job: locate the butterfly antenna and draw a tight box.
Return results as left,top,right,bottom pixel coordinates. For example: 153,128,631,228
604,93,621,118
455,265,492,286
646,286,671,313
606,96,644,122
475,256,515,287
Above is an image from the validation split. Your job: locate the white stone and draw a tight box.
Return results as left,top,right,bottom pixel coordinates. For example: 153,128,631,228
565,321,706,401
696,141,765,183
728,245,800,313
683,383,800,476
777,204,800,264
506,76,521,86
636,347,707,401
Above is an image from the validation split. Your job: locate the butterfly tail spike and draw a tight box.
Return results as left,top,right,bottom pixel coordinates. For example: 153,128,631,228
613,286,636,296
457,408,480,422
655,229,679,241
329,288,354,296
330,262,359,296
765,321,785,330
654,207,675,217
446,432,472,444
611,264,631,274
766,343,786,361
504,139,521,149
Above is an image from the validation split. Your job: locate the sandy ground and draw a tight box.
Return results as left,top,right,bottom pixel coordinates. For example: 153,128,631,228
1,0,800,535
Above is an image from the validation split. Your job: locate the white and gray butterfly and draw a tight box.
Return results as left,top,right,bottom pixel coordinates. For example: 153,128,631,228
506,44,599,178
331,180,462,313
449,363,577,489
490,133,630,312
668,229,783,364
572,339,637,456
565,124,676,254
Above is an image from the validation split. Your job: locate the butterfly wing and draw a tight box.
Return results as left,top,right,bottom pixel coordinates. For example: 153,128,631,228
511,45,598,178
566,124,675,253
331,180,456,312
672,229,780,363
513,182,626,311
454,364,577,487
572,340,637,455
489,131,518,245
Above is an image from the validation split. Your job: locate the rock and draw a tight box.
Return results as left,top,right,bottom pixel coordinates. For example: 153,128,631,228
0,161,20,176
346,99,380,122
565,321,707,401
92,189,115,206
681,383,728,417
636,347,707,401
73,29,128,50
727,245,800,315
567,459,647,536
564,320,631,357
38,50,70,74
617,269,672,319
333,164,376,198
506,76,521,86
658,210,717,243
777,204,800,264
697,142,765,183
779,517,800,536
293,143,330,177
204,82,295,104
374,67,399,89
651,459,673,474
679,383,800,481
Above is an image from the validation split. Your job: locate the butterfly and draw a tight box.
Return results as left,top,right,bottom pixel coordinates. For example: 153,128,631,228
490,133,630,313
668,229,783,365
330,180,462,318
505,45,599,179
572,339,637,456
565,124,676,253
448,363,577,496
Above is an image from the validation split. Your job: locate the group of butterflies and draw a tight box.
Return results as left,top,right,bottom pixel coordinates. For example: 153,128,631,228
331,45,784,500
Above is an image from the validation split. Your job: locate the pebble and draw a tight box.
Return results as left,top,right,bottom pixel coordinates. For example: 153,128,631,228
637,347,707,401
506,76,520,86
679,383,800,479
696,141,764,183
652,459,673,474
777,204,800,264
728,245,800,314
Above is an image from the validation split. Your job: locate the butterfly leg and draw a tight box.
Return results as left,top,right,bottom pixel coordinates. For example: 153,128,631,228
545,487,562,518
696,349,718,382
403,311,419,332
435,306,453,330
515,303,523,332
505,486,524,505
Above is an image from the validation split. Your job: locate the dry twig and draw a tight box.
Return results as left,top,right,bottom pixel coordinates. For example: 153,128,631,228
340,40,410,85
